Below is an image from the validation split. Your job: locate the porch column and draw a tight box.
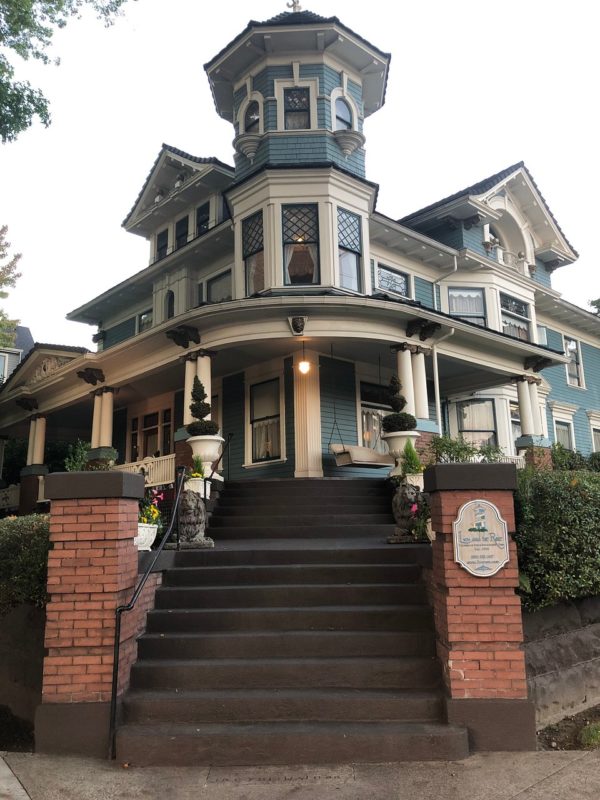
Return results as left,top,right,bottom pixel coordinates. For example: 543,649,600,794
517,377,534,437
412,348,429,419
528,379,542,436
32,415,46,465
293,349,323,478
396,345,415,416
196,352,212,420
183,355,197,426
26,417,37,465
90,390,103,449
99,388,114,447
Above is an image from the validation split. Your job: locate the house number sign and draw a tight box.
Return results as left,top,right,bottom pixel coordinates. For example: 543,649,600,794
452,499,510,577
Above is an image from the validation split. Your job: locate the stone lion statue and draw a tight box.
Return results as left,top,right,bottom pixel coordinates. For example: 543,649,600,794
177,489,213,548
390,480,430,543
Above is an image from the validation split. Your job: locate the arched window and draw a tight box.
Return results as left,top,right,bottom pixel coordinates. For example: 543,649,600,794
335,98,352,131
165,290,175,320
244,101,260,133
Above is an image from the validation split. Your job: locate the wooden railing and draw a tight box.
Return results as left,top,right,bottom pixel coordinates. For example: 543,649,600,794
113,453,176,486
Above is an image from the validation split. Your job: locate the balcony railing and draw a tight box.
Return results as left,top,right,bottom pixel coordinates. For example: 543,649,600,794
113,453,176,487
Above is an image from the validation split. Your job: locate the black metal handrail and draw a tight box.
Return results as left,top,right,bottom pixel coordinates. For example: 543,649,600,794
108,465,187,759
203,432,234,500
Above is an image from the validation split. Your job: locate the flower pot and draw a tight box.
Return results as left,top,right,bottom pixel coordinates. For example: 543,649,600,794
185,477,210,499
404,473,424,491
186,434,224,479
382,431,420,477
134,523,158,551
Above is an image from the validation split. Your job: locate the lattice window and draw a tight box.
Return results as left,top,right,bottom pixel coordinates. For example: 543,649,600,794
284,88,310,130
378,265,408,297
242,212,264,258
338,208,361,253
283,205,318,244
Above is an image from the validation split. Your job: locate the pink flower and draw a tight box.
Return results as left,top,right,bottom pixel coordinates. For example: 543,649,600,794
410,503,418,514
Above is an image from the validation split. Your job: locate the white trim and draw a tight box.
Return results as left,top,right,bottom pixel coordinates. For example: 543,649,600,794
237,91,265,135
586,410,600,452
330,85,360,132
275,77,319,132
563,335,586,389
553,418,575,451
373,260,413,300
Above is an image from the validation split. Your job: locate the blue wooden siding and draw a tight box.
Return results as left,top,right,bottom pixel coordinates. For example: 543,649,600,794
424,223,463,251
221,369,294,481
252,65,293,98
542,328,600,455
103,317,136,349
414,276,435,309
461,224,486,255
532,260,553,289
319,356,386,478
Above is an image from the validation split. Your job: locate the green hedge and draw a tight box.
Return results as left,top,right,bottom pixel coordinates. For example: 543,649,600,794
514,470,600,611
0,515,50,616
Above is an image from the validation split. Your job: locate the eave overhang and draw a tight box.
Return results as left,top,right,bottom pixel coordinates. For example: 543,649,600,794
535,290,600,338
370,213,458,270
205,19,390,121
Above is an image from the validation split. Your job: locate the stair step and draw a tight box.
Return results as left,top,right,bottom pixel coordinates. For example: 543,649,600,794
173,543,430,567
146,605,434,633
209,513,395,526
129,657,441,691
154,583,427,609
123,688,443,724
217,497,392,510
116,721,469,766
137,630,436,659
210,524,397,539
163,563,421,586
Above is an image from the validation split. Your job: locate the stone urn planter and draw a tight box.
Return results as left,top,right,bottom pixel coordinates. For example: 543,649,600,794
185,476,210,499
134,523,158,551
382,431,420,477
186,434,224,480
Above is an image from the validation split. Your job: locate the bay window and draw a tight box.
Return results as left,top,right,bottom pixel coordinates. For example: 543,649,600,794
282,204,319,285
500,293,530,341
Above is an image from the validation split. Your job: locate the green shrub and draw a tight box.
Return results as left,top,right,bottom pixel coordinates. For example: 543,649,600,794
514,470,600,611
551,442,588,471
580,722,600,749
588,452,600,472
0,515,50,616
400,439,423,475
429,435,478,463
381,412,417,433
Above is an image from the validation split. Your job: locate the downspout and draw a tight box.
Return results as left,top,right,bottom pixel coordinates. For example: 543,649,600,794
432,328,455,433
432,255,458,310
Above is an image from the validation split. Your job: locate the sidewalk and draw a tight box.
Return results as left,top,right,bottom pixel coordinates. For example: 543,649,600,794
2,750,600,800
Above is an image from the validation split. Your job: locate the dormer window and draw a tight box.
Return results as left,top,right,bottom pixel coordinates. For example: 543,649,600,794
244,101,260,133
335,98,352,131
284,88,310,130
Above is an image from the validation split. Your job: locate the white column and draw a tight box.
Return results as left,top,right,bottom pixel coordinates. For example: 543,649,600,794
517,379,534,437
32,416,46,465
412,350,429,419
196,355,212,420
293,350,323,478
183,357,197,426
396,347,415,417
99,389,114,447
91,392,102,449
26,418,37,466
528,380,542,436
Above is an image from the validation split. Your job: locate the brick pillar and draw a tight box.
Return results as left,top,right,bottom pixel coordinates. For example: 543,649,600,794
34,471,154,757
523,445,553,470
424,463,536,751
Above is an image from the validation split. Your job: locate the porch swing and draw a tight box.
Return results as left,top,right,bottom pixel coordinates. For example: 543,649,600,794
326,349,394,469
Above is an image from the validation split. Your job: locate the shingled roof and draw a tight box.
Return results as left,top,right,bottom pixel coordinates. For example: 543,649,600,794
400,161,578,257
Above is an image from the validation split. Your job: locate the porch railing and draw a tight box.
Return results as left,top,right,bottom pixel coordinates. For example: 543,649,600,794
0,484,19,511
113,453,176,486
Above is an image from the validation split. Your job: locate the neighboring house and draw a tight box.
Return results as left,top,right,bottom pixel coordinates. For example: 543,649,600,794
0,326,34,385
0,9,598,509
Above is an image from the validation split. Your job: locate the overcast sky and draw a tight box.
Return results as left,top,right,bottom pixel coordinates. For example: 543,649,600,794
0,0,598,349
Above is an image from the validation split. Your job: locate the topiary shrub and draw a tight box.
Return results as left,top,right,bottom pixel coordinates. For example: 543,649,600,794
514,469,600,611
0,515,50,616
382,375,417,432
186,377,220,437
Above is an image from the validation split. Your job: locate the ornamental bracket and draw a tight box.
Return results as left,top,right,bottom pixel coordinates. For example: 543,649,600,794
166,325,201,349
77,367,105,386
16,397,38,412
406,318,442,341
524,355,553,373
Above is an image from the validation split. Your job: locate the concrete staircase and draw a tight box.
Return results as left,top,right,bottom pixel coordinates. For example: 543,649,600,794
116,478,469,765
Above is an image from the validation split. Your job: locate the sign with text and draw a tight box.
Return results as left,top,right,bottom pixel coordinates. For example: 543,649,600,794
452,499,510,577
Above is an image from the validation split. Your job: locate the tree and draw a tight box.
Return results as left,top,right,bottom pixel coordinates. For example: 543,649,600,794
0,1,130,143
0,224,21,346
590,299,600,315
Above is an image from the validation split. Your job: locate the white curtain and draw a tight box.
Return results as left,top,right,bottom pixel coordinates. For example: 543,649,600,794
285,244,318,284
449,290,484,314
252,418,280,461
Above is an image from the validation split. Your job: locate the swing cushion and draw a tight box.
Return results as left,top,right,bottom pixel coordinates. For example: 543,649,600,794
329,443,394,467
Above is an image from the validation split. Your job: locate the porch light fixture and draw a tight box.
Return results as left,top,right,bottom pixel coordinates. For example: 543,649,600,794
298,341,310,374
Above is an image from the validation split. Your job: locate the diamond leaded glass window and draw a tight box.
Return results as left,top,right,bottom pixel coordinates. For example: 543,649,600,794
284,88,310,130
338,208,361,292
282,204,319,285
243,212,264,296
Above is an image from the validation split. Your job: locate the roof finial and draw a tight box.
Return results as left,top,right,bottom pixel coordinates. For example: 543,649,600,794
287,1,302,11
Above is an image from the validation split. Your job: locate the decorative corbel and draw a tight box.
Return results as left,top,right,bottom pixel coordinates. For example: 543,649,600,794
463,214,482,230
76,367,105,386
166,325,201,348
406,318,442,341
524,356,553,373
92,330,106,344
288,316,308,335
16,397,38,411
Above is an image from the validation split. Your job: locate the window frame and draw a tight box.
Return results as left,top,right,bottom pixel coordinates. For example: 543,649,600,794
593,427,600,453
564,335,585,388
335,97,353,131
359,381,392,454
283,87,311,130
175,215,189,250
282,203,320,286
337,207,362,293
375,262,411,299
554,419,574,451
156,228,168,261
500,292,530,341
196,202,210,237
249,377,282,463
206,270,233,304
242,211,265,296
275,78,318,132
0,353,7,383
457,398,498,448
137,309,153,333
448,287,487,326
244,100,260,133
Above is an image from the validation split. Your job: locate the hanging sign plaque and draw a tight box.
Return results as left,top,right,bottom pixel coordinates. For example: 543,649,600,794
452,499,510,577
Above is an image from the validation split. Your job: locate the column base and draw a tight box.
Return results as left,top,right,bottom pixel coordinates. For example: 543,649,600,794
19,465,48,515
86,446,118,465
35,701,111,758
445,698,536,751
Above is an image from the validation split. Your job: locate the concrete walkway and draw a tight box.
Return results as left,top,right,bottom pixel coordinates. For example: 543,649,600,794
1,751,599,800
